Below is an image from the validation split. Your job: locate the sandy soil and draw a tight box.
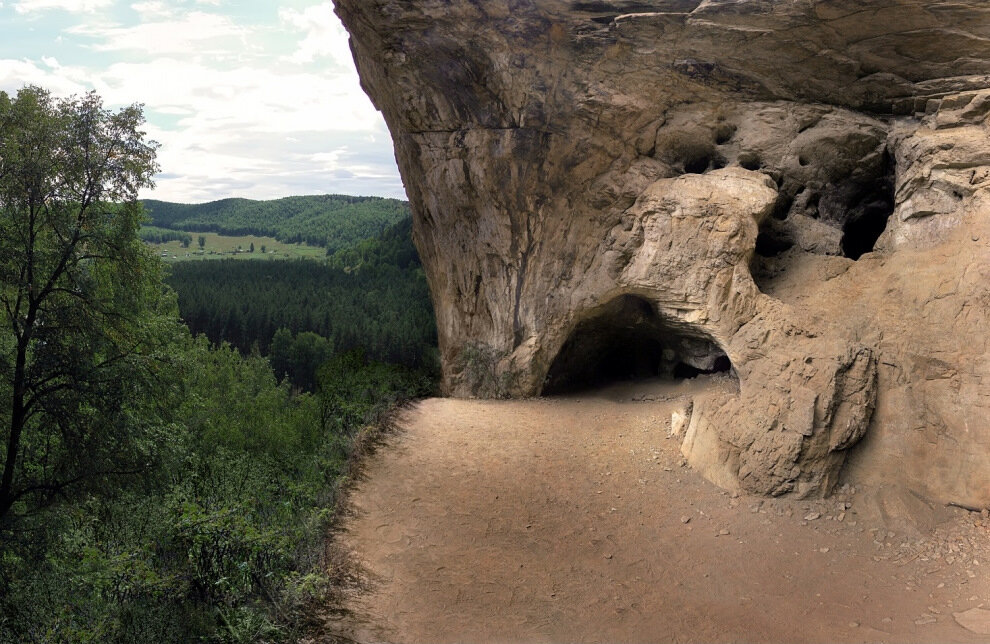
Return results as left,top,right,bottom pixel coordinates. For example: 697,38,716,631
325,376,990,643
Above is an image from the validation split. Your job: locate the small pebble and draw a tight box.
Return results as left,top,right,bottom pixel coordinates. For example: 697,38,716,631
718,528,730,536
805,512,821,521
681,516,691,524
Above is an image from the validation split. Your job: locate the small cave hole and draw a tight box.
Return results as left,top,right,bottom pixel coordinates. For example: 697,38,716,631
542,295,734,395
798,155,810,167
807,192,821,218
683,154,712,175
755,226,794,257
738,151,762,171
770,193,795,221
680,150,726,175
714,123,737,145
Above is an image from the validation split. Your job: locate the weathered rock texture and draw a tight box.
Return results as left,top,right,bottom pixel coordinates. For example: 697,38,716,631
334,0,990,504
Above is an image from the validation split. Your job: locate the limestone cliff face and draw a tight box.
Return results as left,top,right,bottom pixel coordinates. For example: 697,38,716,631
334,0,990,505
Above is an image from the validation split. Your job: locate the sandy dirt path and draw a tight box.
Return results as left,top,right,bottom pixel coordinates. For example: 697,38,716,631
326,377,990,643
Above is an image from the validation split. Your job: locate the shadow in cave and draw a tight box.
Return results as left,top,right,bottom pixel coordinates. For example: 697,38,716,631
542,295,733,396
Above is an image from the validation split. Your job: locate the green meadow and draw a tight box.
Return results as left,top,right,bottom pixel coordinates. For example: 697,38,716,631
147,230,327,261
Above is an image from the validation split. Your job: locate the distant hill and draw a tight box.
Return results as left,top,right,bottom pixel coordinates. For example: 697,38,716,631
141,194,410,253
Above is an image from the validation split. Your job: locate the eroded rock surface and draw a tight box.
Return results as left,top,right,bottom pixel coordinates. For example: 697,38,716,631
334,0,990,503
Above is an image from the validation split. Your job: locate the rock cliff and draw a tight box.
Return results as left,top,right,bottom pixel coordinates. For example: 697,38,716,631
334,0,990,505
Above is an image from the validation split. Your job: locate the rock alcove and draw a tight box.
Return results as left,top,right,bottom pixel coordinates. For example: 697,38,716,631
542,295,732,395
336,0,990,508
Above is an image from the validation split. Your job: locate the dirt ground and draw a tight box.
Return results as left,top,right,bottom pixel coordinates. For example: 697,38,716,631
325,376,990,643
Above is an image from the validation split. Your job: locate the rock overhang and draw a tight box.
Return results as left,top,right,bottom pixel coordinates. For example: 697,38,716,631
334,0,990,505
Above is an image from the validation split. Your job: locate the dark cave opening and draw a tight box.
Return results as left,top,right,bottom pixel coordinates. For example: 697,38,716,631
542,295,732,395
683,153,715,175
821,151,896,260
838,175,895,259
752,153,896,262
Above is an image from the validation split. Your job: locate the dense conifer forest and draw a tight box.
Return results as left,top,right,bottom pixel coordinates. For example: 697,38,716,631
138,224,193,245
167,217,438,390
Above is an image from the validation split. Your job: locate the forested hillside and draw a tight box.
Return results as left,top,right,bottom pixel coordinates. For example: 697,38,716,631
166,217,438,390
142,194,409,251
1,87,434,642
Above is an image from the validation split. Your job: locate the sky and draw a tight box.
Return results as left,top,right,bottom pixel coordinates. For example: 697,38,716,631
0,0,406,203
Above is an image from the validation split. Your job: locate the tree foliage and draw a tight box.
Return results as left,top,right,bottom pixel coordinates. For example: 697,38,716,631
0,85,166,524
0,85,439,642
0,333,432,642
138,225,192,245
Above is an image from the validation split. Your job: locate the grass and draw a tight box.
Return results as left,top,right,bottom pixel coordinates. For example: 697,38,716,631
146,231,327,261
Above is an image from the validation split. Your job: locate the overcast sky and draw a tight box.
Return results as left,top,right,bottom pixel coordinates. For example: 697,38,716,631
0,0,405,203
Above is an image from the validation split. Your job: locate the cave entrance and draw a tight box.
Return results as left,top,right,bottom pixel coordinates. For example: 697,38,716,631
542,295,732,395
838,170,895,259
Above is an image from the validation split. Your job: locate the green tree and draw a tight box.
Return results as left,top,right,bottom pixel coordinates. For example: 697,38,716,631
249,241,254,253
0,86,164,524
198,234,205,249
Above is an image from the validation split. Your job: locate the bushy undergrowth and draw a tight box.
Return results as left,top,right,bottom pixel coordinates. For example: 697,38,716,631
0,334,433,643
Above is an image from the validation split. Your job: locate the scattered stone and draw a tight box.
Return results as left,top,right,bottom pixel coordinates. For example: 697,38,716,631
718,528,730,536
848,621,859,628
954,607,990,634
681,516,691,524
819,547,830,553
804,512,821,521
914,614,937,626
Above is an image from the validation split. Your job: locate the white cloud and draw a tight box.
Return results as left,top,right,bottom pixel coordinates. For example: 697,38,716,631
0,58,88,95
129,1,171,18
68,11,247,54
14,0,112,13
279,3,352,67
0,3,404,202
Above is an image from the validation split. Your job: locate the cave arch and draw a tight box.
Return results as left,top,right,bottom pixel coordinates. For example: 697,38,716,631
541,295,734,395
